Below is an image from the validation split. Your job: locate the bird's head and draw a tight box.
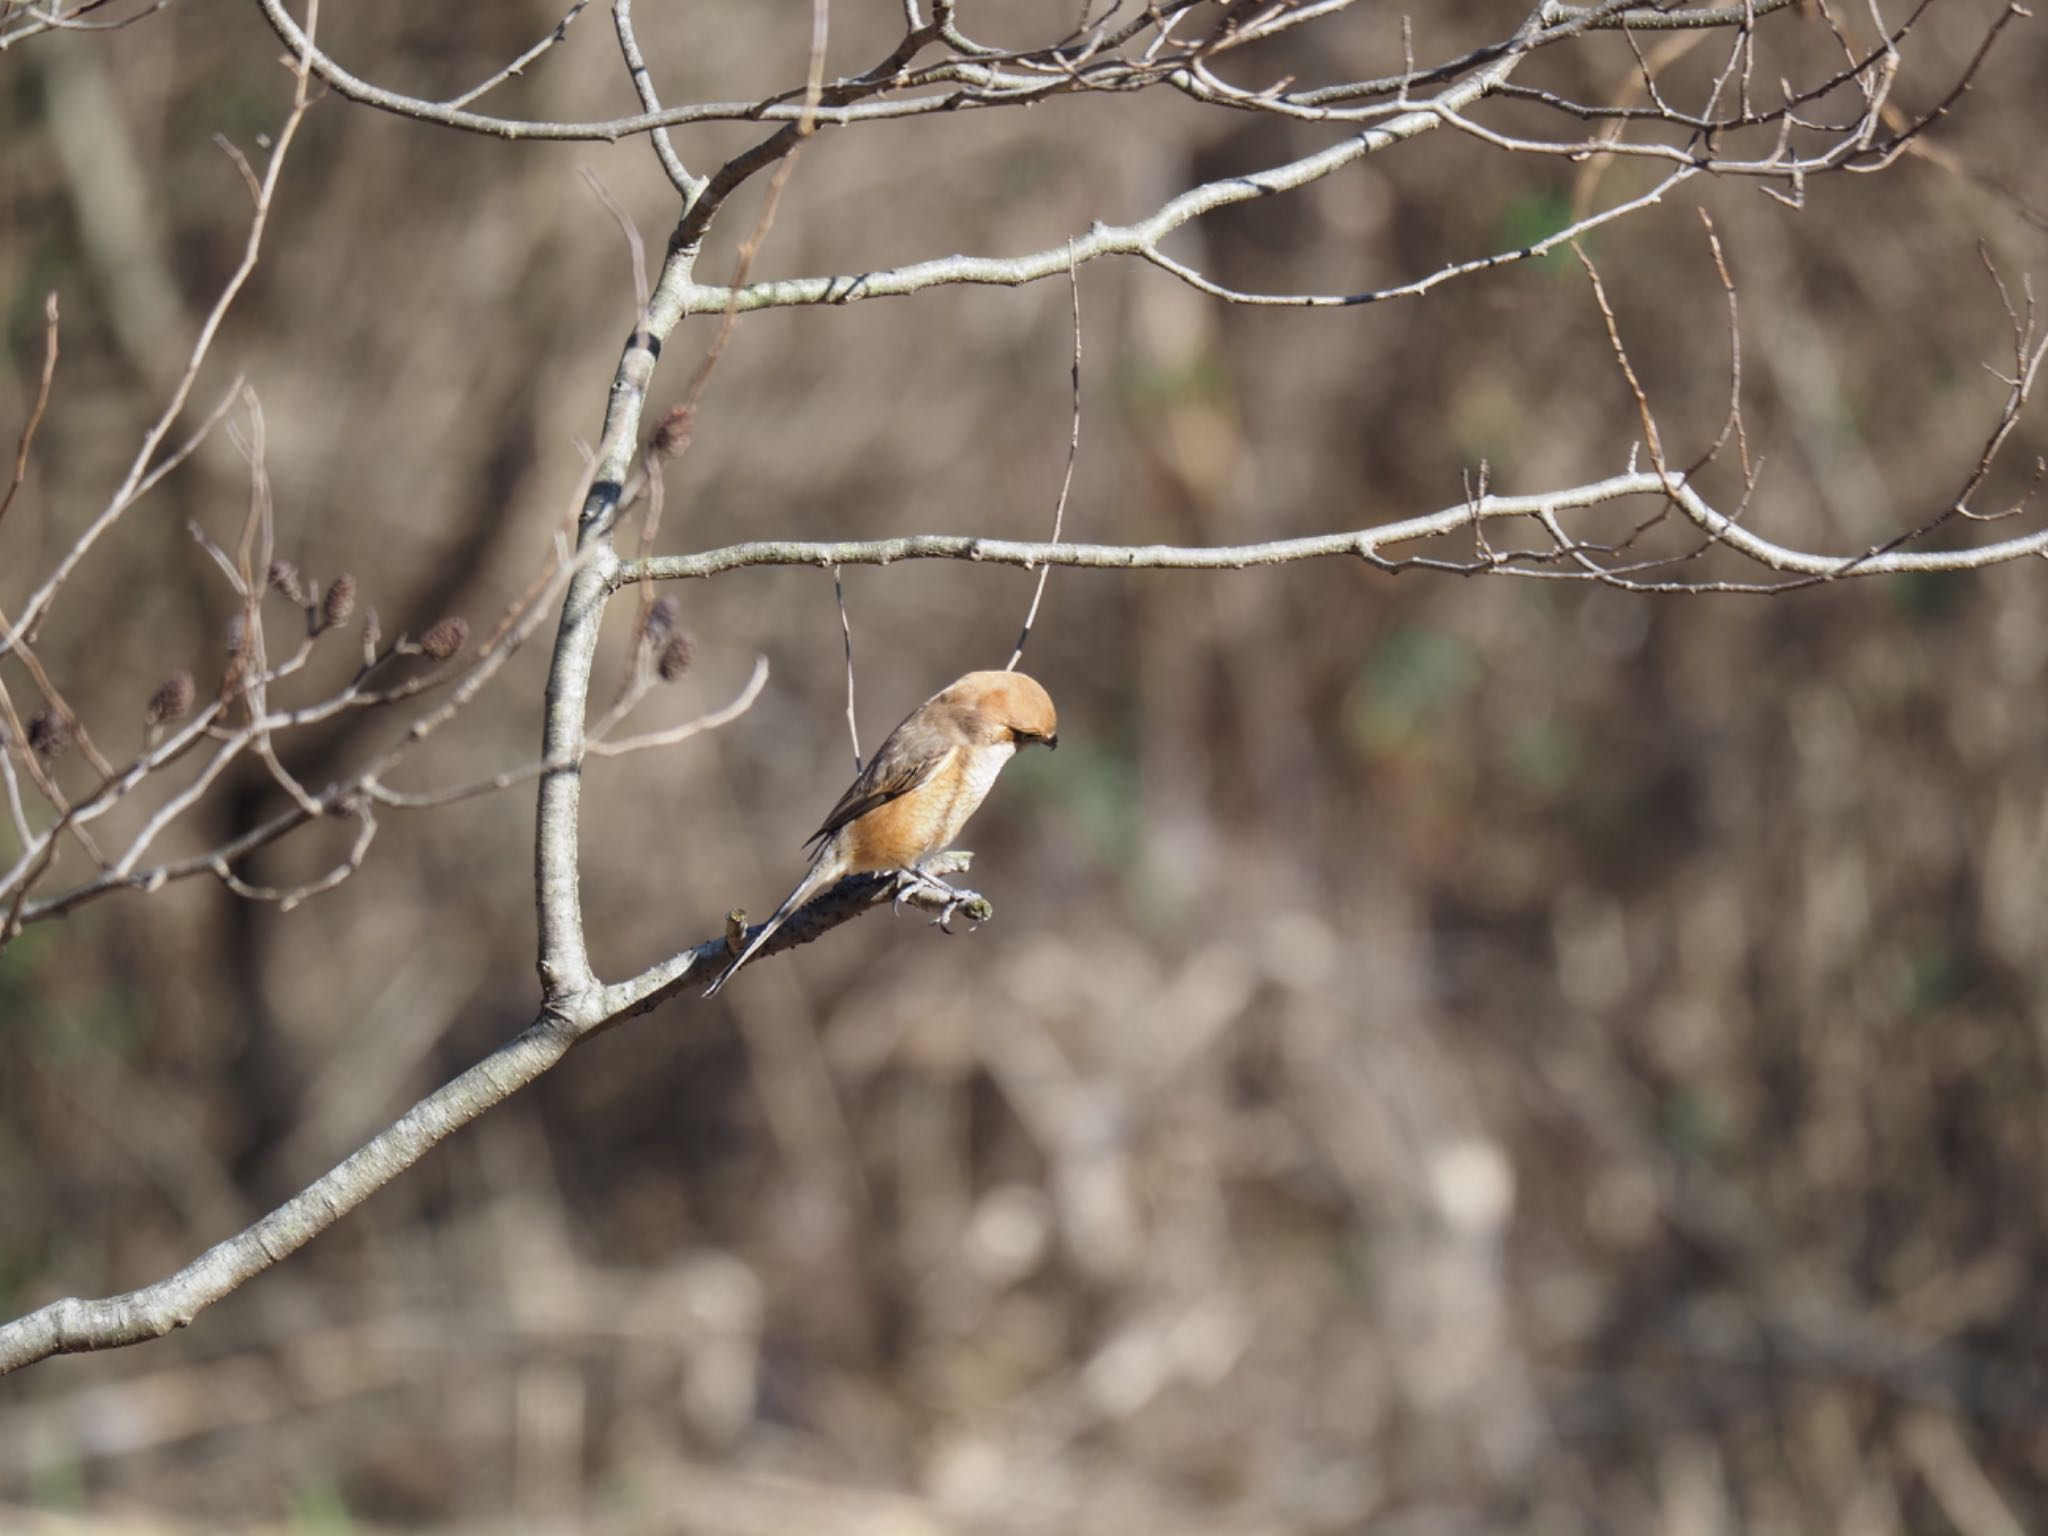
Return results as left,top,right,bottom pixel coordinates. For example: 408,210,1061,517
946,670,1059,751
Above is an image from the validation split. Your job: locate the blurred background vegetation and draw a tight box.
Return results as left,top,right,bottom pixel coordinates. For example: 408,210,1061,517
4,1,2048,1531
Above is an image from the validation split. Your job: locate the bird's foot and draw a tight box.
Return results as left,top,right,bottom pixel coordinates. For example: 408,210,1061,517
931,886,992,933
891,868,989,932
892,867,958,915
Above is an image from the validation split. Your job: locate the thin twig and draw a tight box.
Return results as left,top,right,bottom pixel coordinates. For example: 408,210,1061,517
4,0,319,652
833,567,860,772
211,800,376,913
613,0,702,198
0,290,58,529
580,167,650,314
442,0,591,110
372,656,769,809
0,734,31,853
628,0,831,584
1008,245,1082,672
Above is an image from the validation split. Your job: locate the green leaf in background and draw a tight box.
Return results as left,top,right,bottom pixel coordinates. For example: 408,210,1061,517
1344,624,1483,757
1496,188,1578,275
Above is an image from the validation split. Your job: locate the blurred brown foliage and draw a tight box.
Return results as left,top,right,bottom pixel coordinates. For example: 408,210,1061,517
4,1,2048,1531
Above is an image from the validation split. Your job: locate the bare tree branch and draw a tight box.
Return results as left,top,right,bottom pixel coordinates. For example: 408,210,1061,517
228,0,1928,159
1007,248,1082,671
441,0,591,111
1541,0,1800,27
611,0,702,199
0,289,57,529
0,0,177,50
1,23,313,655
0,851,973,1374
615,474,2048,588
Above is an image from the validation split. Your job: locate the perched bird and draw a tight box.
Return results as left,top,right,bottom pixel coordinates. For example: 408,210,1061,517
704,670,1058,997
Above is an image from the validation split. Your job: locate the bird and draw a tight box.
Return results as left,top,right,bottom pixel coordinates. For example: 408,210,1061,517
703,670,1058,997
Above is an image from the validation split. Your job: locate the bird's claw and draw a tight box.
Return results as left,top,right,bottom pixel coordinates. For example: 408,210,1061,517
932,889,990,933
890,868,988,932
892,867,955,915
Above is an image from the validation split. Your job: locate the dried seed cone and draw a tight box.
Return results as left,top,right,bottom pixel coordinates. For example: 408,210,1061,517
267,560,308,605
146,670,196,727
651,404,693,460
322,574,357,631
27,710,70,761
657,632,696,682
642,594,681,646
421,615,469,660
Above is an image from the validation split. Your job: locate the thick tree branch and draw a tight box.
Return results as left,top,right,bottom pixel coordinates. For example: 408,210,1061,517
532,0,830,1002
531,229,706,1000
0,853,976,1375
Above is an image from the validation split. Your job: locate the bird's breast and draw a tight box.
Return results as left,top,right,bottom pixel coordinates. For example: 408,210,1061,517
915,739,1014,858
951,740,1015,818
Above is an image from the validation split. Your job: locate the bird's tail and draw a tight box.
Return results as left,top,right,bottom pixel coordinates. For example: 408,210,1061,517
702,857,837,998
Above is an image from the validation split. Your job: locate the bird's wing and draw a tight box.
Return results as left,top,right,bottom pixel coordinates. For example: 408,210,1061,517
803,735,955,850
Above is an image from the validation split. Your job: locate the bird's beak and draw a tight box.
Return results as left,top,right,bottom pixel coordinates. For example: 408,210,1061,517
1046,733,1059,751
